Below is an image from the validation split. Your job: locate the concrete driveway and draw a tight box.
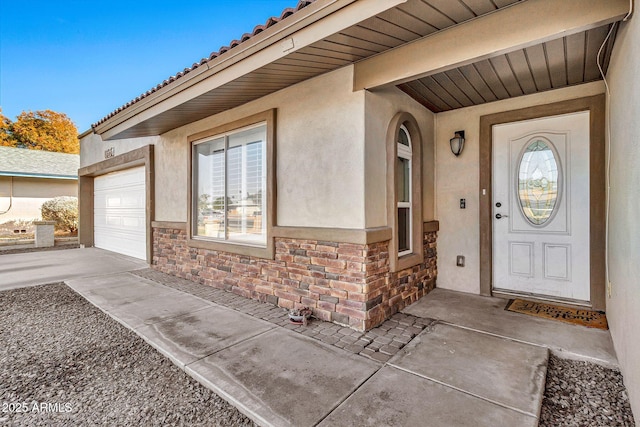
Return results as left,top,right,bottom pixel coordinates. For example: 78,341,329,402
0,247,147,291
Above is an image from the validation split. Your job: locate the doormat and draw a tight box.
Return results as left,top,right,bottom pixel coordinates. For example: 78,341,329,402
505,299,608,330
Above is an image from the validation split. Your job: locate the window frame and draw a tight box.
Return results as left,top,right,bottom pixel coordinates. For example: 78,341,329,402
397,124,413,257
386,112,423,272
192,122,267,246
187,109,276,259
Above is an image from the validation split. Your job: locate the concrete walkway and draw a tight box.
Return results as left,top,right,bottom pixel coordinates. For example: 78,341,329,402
2,248,616,426
65,272,545,426
403,288,618,368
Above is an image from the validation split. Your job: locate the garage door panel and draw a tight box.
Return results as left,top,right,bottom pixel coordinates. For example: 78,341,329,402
94,226,145,240
106,194,144,209
94,231,146,260
94,206,145,216
94,167,145,188
94,212,145,229
94,190,145,209
94,166,147,260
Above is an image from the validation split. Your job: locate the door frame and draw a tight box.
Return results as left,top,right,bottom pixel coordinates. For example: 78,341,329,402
78,145,155,264
479,95,606,310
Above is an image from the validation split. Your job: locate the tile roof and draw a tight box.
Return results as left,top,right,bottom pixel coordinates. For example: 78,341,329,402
0,146,79,179
92,0,315,130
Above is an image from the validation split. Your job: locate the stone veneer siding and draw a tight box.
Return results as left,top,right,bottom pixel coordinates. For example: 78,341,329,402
152,227,437,331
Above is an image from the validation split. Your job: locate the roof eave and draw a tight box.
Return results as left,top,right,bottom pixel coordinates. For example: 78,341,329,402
78,128,94,139
93,0,392,138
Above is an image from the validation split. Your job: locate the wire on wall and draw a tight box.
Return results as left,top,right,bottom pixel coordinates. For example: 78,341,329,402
597,0,633,294
0,176,14,215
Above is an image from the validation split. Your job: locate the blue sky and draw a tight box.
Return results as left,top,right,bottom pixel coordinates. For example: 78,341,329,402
0,0,297,132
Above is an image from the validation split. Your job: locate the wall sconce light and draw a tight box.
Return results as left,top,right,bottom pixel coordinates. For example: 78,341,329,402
450,130,465,157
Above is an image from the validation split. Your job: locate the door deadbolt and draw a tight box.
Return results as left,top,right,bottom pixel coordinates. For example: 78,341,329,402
495,202,502,207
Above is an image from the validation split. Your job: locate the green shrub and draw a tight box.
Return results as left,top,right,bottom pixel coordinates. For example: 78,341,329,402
41,196,78,232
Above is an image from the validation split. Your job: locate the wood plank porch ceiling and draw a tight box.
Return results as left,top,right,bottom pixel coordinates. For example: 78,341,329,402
105,0,616,139
398,25,616,112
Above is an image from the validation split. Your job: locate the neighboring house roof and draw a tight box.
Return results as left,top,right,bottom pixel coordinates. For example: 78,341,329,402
92,0,315,129
0,146,79,180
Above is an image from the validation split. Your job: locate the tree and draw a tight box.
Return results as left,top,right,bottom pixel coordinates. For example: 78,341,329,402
0,109,79,154
248,189,262,207
0,109,12,146
213,196,232,211
198,193,211,211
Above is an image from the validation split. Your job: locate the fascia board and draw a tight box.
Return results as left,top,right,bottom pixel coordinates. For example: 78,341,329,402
96,0,406,137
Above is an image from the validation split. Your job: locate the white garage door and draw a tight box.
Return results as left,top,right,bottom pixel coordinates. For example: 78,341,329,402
94,166,147,260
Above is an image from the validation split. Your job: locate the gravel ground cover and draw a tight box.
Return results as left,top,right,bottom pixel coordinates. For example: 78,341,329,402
540,354,635,426
0,283,255,426
1,279,636,426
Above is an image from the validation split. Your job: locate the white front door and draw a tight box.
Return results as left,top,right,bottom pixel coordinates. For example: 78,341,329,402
492,111,590,303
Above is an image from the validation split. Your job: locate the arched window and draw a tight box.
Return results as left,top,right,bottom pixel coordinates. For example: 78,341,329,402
386,113,423,272
397,125,412,256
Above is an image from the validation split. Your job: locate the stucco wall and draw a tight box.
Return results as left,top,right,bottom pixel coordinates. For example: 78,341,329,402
82,68,444,230
0,177,78,223
434,81,605,294
364,87,435,228
80,133,160,168
606,14,640,418
157,65,366,227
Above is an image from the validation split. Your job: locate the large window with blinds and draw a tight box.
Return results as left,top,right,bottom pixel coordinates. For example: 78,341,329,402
192,123,267,247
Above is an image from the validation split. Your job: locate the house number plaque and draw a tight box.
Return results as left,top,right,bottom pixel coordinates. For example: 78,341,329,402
104,147,115,159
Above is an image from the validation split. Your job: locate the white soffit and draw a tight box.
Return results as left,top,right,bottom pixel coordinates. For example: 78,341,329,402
97,0,627,139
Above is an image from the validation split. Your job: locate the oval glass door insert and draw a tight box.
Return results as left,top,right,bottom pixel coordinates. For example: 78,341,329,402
517,138,561,225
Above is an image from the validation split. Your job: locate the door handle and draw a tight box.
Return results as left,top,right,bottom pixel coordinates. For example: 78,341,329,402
495,213,509,219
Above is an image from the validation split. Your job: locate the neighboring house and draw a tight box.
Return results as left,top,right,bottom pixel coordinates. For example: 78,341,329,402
0,146,79,224
78,0,639,416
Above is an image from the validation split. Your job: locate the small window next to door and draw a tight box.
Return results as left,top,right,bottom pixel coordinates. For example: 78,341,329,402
397,125,412,256
386,112,423,272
